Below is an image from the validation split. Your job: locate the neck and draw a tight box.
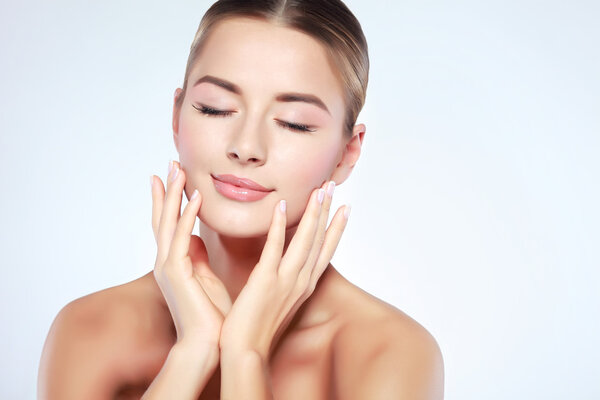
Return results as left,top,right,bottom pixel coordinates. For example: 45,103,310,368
199,221,298,303
144,219,340,333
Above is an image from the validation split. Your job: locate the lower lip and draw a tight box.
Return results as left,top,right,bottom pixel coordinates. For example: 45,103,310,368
212,178,272,202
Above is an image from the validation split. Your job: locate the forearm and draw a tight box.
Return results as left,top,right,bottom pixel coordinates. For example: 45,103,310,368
142,342,219,400
220,350,273,400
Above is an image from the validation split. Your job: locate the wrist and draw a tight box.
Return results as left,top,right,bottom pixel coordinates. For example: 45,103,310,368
172,339,220,369
221,347,266,367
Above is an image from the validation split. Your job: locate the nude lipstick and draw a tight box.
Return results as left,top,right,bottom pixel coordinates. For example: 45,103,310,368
211,174,273,202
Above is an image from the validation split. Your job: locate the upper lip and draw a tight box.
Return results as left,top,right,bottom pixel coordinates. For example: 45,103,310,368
211,174,273,192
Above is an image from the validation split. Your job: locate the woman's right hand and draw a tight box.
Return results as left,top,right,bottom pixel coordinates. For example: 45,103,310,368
150,160,232,349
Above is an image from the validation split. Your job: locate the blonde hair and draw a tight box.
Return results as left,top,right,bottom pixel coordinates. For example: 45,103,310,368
176,0,369,137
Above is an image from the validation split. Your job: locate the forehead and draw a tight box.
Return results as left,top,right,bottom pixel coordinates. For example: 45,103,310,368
189,17,345,117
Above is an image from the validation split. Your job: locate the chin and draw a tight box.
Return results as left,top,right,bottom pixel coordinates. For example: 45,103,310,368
197,193,307,239
198,197,277,238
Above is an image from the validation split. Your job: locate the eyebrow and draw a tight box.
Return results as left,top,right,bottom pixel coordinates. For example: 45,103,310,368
275,93,330,115
193,75,331,115
194,75,241,95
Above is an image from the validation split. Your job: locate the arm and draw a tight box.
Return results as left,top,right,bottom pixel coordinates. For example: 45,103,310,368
142,341,220,399
220,350,273,400
219,182,348,399
146,164,232,397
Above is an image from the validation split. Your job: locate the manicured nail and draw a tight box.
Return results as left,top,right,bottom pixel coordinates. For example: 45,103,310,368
326,181,335,197
317,188,325,204
168,160,173,174
279,199,286,213
344,204,352,219
191,189,199,200
171,166,179,182
150,175,154,191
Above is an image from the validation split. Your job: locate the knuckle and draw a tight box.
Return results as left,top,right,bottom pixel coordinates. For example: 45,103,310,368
299,240,313,255
292,286,306,300
278,270,296,290
295,269,311,289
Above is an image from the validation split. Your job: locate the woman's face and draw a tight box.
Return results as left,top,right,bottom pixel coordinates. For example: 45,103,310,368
174,17,350,237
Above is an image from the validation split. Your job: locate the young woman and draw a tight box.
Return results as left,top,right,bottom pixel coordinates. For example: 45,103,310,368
38,1,444,398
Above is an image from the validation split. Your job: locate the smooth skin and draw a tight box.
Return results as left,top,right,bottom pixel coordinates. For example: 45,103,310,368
146,162,349,398
38,17,444,400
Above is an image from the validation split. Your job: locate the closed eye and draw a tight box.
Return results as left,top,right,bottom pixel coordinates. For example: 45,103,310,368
275,119,316,133
192,104,235,117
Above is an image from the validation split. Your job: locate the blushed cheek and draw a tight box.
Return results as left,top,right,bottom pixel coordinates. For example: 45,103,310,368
175,118,219,198
283,146,340,225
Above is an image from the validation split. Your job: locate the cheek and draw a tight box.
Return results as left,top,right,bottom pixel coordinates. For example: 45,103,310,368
276,143,340,224
175,115,225,197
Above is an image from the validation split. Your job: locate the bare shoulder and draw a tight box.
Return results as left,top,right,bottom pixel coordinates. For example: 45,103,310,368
329,277,444,400
38,273,169,399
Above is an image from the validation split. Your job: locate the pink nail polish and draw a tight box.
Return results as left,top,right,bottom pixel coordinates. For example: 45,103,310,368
168,160,173,174
344,205,352,219
327,181,335,197
317,189,325,204
279,199,286,213
191,189,199,200
171,166,179,181
150,175,154,191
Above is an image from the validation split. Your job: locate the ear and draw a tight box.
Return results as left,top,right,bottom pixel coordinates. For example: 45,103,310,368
172,88,184,153
329,123,366,185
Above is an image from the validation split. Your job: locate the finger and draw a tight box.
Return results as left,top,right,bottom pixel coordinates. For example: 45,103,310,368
157,161,185,265
169,189,202,260
309,205,350,288
298,181,335,282
279,187,324,276
256,199,287,272
150,175,166,244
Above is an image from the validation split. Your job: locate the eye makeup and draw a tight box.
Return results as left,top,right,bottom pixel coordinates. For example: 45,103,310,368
192,103,234,117
192,103,316,133
274,119,315,133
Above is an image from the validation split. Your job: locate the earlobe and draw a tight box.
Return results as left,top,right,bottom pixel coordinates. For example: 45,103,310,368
329,123,366,185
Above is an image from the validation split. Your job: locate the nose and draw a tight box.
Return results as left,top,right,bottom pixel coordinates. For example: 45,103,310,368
226,117,266,166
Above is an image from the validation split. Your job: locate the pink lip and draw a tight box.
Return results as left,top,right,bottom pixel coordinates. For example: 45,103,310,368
211,174,273,202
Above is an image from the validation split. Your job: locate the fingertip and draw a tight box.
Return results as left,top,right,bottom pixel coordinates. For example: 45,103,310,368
317,188,325,204
192,190,203,209
279,199,286,214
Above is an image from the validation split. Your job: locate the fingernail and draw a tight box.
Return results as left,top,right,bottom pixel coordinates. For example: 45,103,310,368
171,166,179,182
317,188,325,204
191,189,199,200
168,160,173,174
344,204,352,219
327,181,335,197
150,175,154,191
279,199,286,213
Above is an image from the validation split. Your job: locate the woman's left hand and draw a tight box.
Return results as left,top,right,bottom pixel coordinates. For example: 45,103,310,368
219,180,350,360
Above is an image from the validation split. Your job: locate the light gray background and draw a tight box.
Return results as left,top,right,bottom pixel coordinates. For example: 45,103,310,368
1,0,598,398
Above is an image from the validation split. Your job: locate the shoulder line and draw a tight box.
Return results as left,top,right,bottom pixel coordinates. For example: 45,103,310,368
331,307,444,399
38,289,134,398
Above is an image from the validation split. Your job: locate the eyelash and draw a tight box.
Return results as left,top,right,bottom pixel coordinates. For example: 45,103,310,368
192,104,314,133
192,104,233,117
275,120,314,133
